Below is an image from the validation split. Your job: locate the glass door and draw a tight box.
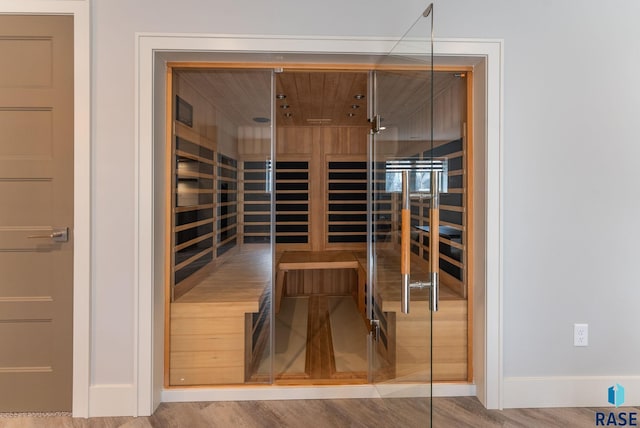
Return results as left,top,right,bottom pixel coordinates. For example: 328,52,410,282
167,68,275,387
369,4,437,425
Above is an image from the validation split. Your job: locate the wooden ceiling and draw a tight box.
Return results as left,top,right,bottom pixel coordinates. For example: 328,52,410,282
177,68,460,130
178,69,273,128
275,72,368,127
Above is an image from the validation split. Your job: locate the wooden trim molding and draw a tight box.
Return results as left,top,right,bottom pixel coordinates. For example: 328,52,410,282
169,61,473,73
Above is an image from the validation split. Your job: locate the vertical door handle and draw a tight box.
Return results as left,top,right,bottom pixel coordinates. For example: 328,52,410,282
429,170,440,312
400,169,440,314
401,170,411,313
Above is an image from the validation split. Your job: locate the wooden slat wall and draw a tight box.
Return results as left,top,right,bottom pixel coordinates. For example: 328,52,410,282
216,153,238,257
238,126,369,253
173,134,215,282
240,158,271,245
372,161,394,248
171,72,242,299
412,139,467,297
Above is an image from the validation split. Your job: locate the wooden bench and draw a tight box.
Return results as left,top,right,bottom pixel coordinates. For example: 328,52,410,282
170,245,270,386
275,250,365,314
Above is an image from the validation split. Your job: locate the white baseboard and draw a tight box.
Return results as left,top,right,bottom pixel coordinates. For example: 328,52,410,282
162,383,476,403
436,382,477,397
89,384,136,417
503,376,640,408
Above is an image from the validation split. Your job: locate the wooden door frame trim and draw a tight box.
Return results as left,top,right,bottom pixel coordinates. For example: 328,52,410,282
137,34,504,414
168,61,473,72
0,0,92,418
163,62,474,387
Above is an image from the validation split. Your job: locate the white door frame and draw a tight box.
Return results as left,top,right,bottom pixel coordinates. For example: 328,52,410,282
135,34,503,414
0,0,91,418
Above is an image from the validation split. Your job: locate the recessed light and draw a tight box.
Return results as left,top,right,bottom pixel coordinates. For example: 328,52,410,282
284,112,292,118
348,113,356,117
354,94,365,100
276,94,287,100
280,104,290,109
253,117,270,123
351,104,360,109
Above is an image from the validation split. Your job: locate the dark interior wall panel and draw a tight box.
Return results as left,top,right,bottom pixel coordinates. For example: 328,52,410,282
327,161,367,244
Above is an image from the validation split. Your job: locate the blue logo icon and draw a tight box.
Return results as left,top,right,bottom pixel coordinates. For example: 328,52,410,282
608,384,625,407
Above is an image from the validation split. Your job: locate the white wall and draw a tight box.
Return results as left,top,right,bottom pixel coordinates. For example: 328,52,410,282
437,0,640,377
438,0,640,407
91,0,640,409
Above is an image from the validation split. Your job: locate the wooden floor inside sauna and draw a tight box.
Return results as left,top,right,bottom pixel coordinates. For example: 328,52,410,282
254,294,370,384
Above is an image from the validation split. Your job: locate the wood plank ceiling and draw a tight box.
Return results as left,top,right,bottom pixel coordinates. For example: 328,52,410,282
178,68,459,131
275,71,368,127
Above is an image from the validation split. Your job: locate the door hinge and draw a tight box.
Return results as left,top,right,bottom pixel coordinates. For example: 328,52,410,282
370,115,384,134
370,319,380,341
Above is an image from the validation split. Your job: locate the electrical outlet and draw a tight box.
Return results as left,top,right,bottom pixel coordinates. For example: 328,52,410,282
574,323,588,347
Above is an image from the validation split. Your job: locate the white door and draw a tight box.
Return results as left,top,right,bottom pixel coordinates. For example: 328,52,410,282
0,15,74,412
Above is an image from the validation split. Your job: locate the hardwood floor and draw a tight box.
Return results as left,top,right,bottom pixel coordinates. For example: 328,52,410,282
306,295,368,383
269,295,368,384
1,397,637,427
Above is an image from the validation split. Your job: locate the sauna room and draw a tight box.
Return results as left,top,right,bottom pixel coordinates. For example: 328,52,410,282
165,65,470,388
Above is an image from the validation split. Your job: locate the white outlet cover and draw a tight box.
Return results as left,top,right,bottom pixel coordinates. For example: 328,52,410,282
574,323,588,347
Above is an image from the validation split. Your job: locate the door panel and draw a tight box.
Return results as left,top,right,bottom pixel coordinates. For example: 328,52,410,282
0,109,54,157
167,68,274,386
369,4,435,426
0,15,74,412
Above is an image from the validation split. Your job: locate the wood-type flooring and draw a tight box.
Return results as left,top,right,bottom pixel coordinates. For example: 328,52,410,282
1,397,637,427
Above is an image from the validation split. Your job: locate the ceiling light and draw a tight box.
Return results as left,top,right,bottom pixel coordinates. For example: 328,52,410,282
280,104,290,109
351,104,360,109
284,112,292,118
253,117,270,123
354,94,365,100
348,113,356,117
276,94,287,100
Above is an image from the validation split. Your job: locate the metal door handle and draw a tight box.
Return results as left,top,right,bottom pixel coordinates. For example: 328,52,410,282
428,170,440,313
28,227,69,242
400,170,411,313
400,170,439,314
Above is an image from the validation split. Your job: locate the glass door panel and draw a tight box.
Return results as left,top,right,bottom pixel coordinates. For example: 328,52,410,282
369,4,435,425
272,70,370,383
168,68,274,386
